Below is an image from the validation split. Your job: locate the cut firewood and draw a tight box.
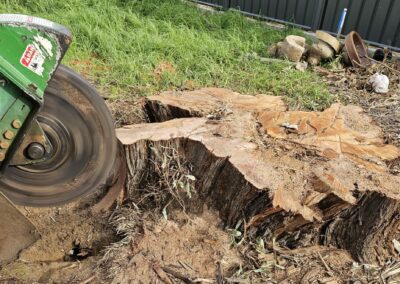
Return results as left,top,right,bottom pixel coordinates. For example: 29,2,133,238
116,88,400,265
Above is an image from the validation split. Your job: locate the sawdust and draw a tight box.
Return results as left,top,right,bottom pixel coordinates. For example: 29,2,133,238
0,203,116,283
18,206,115,262
101,208,241,283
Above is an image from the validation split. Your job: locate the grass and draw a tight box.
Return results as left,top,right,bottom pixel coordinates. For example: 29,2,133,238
0,0,332,109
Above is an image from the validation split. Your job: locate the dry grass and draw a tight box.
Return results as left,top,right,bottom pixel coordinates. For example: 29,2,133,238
131,142,196,214
106,98,146,128
98,206,142,280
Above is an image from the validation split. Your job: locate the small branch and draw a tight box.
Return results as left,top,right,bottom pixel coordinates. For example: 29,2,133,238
162,266,195,284
153,263,174,284
317,251,334,277
368,56,400,75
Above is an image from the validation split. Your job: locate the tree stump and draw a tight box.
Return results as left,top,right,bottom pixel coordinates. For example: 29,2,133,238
116,88,400,265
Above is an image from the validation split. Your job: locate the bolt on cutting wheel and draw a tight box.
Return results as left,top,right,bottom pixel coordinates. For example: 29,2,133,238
0,65,117,206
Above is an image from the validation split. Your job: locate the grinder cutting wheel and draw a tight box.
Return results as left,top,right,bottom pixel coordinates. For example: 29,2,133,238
0,14,117,263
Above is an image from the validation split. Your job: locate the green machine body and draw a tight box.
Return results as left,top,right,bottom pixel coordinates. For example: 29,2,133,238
0,14,71,168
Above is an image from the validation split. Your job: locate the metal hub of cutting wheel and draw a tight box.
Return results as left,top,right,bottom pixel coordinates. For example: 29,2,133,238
0,65,117,206
26,142,46,160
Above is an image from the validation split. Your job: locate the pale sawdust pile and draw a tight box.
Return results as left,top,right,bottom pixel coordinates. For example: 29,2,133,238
0,205,117,283
100,207,242,283
97,143,242,283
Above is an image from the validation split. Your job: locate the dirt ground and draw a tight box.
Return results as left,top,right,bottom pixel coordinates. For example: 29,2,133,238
103,208,242,283
1,60,400,283
0,188,390,283
0,203,243,283
0,205,109,283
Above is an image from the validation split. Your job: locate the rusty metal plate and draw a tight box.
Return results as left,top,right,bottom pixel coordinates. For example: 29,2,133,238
9,119,50,166
0,192,39,264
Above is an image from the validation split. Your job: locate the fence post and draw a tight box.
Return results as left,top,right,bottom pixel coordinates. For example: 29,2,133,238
311,0,327,31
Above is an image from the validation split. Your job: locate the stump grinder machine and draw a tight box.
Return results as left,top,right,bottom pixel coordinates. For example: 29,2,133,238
0,15,117,263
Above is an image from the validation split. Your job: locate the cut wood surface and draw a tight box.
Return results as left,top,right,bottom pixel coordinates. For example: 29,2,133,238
116,88,400,264
258,103,400,171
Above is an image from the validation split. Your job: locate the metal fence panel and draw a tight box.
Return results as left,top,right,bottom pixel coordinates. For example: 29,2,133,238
320,0,400,49
229,0,320,29
193,0,400,50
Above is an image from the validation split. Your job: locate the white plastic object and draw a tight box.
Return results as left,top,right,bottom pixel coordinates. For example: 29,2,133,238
369,73,389,94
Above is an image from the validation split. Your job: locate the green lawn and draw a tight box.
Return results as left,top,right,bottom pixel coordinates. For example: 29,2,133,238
1,0,332,109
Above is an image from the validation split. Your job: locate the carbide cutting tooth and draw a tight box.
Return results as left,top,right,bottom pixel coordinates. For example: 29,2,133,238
3,130,14,140
12,120,22,129
0,141,9,149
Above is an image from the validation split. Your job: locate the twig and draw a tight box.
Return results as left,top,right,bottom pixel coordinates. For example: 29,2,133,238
224,278,251,284
368,56,400,75
317,251,334,277
351,59,366,69
162,266,195,284
237,218,247,246
193,279,214,283
153,263,174,284
162,266,214,284
272,237,278,269
381,262,400,279
380,272,387,284
216,262,223,284
61,263,78,270
179,260,196,273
